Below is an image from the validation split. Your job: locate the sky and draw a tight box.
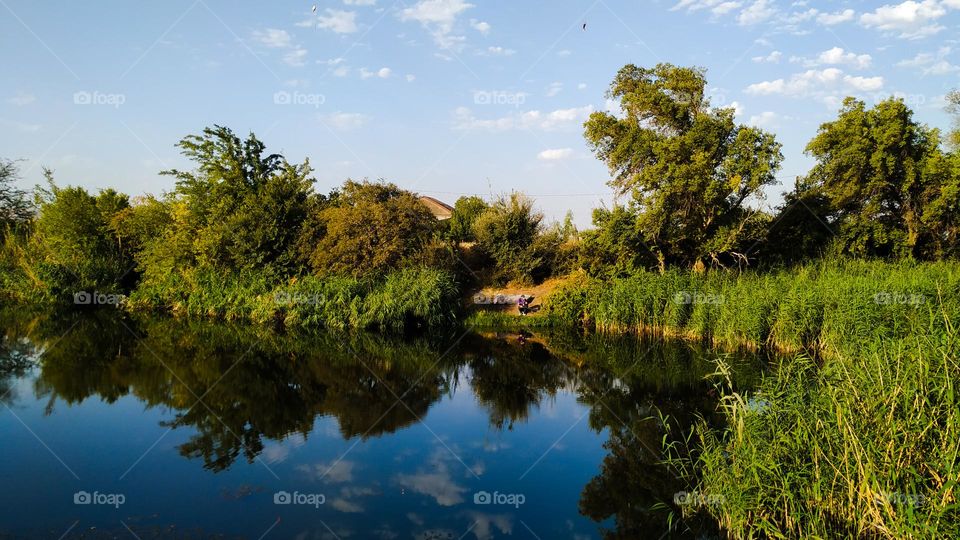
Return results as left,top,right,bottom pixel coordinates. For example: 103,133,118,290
2,0,959,226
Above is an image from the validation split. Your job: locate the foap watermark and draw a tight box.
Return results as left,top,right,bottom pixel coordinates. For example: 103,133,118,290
273,90,326,108
73,291,122,306
674,490,724,506
673,291,724,305
73,91,126,108
473,490,526,508
869,92,926,108
471,292,524,305
872,292,926,306
874,492,926,508
74,490,125,508
473,90,526,108
274,490,325,508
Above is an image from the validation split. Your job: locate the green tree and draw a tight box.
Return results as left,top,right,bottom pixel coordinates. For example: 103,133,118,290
472,192,545,283
800,97,953,259
0,159,32,230
30,172,131,294
446,196,488,243
947,90,960,149
578,205,656,278
584,63,783,271
151,126,314,279
307,180,437,277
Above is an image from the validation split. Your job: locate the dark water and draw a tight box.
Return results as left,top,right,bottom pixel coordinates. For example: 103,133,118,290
0,308,765,539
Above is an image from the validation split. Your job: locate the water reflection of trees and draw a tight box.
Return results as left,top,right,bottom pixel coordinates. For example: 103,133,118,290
3,308,458,472
1,308,768,538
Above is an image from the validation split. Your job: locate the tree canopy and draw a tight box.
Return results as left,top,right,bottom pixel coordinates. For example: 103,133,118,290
797,97,957,260
584,63,783,271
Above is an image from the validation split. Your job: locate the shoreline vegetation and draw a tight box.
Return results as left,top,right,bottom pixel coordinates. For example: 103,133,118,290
2,63,960,537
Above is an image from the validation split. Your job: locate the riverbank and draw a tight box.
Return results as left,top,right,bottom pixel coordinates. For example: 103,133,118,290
124,267,461,332
468,260,960,537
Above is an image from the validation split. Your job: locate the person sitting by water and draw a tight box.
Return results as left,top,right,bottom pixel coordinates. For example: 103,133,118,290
517,295,529,315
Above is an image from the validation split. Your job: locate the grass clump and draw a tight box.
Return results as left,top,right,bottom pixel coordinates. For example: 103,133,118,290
127,267,460,332
690,330,960,538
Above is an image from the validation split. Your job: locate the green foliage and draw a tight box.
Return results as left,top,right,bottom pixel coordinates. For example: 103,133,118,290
0,159,32,230
799,97,957,260
128,266,459,332
584,63,783,270
472,192,547,284
947,89,960,149
25,172,132,297
305,180,437,277
155,125,314,280
446,196,488,243
578,205,656,278
544,259,960,354
695,330,959,537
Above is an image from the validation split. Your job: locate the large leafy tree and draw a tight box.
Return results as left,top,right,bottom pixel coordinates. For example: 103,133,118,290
799,97,956,259
584,63,783,271
149,126,314,280
306,180,437,277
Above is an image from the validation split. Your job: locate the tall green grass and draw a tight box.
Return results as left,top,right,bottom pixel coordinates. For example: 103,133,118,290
686,327,960,537
544,260,960,356
126,267,460,332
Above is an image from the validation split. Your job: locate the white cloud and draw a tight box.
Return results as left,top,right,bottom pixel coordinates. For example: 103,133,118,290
738,0,776,25
860,0,948,39
359,67,392,79
897,46,958,74
453,105,594,132
546,82,563,97
283,48,308,67
344,0,376,4
6,92,36,106
577,83,587,90
296,460,356,483
752,50,782,63
323,112,371,130
317,9,359,33
470,19,491,34
817,9,855,25
253,28,293,48
537,148,573,161
483,46,515,56
253,29,308,66
925,59,960,74
815,47,872,69
400,0,474,49
748,111,779,128
745,68,884,100
406,74,417,82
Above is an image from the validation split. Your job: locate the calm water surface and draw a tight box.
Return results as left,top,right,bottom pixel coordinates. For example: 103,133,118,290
0,309,765,539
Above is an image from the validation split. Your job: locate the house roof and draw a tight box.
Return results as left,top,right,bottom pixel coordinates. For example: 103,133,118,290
418,196,455,220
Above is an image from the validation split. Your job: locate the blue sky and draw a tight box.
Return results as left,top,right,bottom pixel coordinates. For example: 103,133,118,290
2,0,959,225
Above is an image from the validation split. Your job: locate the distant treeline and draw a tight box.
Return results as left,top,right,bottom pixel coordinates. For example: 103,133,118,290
1,63,959,328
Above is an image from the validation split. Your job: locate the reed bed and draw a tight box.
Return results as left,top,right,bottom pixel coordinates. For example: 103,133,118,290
543,260,960,357
126,267,460,332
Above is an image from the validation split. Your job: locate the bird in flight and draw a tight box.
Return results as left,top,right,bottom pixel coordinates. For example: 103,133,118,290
582,23,587,30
